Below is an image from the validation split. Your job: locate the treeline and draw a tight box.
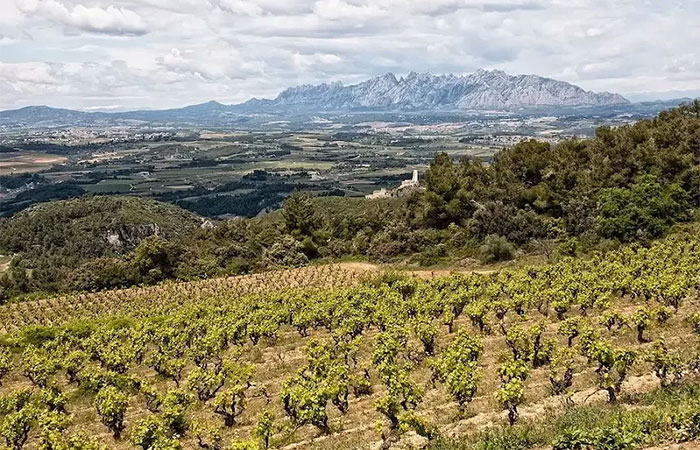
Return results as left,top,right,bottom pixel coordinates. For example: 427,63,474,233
1,102,700,299
420,101,700,244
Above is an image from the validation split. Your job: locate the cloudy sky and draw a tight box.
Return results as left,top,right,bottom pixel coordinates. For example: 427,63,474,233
1,0,698,111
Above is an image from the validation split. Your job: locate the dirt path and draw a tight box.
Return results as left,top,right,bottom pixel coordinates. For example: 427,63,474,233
335,262,497,279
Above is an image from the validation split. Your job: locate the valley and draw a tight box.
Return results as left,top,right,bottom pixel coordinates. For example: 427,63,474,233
0,110,651,219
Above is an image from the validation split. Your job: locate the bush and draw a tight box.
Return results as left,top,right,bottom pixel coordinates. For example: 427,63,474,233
479,235,515,263
596,175,689,242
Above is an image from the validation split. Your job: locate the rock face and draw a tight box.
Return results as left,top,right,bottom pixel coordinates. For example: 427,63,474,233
242,69,629,112
105,224,163,249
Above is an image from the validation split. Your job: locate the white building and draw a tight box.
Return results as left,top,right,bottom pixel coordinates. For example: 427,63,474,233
365,170,421,199
399,170,419,189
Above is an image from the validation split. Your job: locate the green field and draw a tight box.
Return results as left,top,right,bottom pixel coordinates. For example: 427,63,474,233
1,129,498,218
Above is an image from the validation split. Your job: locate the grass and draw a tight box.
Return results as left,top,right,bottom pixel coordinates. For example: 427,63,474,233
81,179,136,193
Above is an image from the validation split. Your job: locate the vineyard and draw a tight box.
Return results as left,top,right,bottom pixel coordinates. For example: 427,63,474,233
2,235,700,450
0,264,370,334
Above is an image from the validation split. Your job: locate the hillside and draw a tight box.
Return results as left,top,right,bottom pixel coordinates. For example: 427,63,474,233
0,196,205,292
0,233,700,449
1,105,700,450
3,102,700,300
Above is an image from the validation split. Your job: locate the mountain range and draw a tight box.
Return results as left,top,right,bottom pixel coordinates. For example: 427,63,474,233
241,70,629,112
0,70,694,128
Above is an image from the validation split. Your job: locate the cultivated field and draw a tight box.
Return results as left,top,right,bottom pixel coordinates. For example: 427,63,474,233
1,236,700,450
0,153,67,175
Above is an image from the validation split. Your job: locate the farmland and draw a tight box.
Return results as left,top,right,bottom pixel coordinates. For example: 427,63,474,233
0,130,487,218
0,107,627,219
1,233,700,449
0,153,67,176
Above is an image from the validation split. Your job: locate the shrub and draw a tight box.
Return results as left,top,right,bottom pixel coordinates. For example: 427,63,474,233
479,235,515,263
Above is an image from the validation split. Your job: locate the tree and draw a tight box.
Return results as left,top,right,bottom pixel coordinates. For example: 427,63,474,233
62,350,87,384
600,310,628,333
40,385,67,413
52,432,107,450
22,346,57,388
690,313,700,336
281,375,330,432
558,318,583,348
399,411,440,443
94,386,128,439
35,409,70,450
596,175,689,242
530,322,555,368
160,390,192,437
423,153,472,228
550,348,576,405
130,415,181,450
414,320,437,356
587,341,637,403
479,235,515,263
132,237,182,284
0,346,11,386
186,367,224,402
191,421,222,450
492,139,551,188
631,308,652,343
253,410,275,450
148,354,186,387
282,192,318,237
646,338,684,388
0,406,35,450
504,326,533,362
431,331,482,412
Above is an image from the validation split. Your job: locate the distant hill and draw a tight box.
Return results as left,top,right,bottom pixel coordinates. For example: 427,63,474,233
0,70,695,128
0,196,206,269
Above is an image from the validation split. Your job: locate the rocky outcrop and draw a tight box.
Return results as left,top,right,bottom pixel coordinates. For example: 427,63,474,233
105,224,163,249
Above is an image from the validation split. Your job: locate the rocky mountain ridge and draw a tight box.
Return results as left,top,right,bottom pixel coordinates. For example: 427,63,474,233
242,69,629,112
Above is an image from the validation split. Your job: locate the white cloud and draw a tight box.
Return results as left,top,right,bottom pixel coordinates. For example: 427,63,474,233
312,0,387,21
17,0,148,35
209,0,264,16
0,0,699,110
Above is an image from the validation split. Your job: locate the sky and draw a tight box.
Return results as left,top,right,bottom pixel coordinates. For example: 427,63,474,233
1,0,699,111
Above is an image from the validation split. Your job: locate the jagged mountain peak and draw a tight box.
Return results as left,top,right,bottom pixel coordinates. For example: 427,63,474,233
263,69,630,112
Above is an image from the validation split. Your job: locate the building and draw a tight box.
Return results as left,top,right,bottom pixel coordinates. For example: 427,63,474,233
365,170,422,199
399,170,419,189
